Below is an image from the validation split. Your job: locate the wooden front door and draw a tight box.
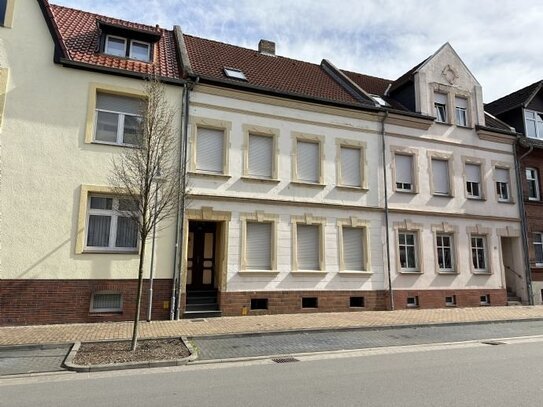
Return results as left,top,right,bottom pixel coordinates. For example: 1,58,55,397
187,222,216,291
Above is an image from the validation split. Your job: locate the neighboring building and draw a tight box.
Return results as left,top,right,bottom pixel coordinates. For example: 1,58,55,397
0,1,530,325
487,80,543,304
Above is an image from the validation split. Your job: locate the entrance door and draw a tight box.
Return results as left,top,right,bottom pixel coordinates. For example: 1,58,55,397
187,222,216,291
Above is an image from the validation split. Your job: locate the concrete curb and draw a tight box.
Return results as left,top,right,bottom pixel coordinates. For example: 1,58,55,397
0,342,72,351
63,337,195,373
187,317,543,340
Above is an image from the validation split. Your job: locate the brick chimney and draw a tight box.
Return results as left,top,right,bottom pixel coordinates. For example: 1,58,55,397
258,39,275,55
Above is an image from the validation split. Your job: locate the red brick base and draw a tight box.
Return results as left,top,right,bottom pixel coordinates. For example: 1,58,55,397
0,279,174,326
392,288,507,309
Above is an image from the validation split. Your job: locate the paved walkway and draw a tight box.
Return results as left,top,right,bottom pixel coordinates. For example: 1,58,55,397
2,306,543,346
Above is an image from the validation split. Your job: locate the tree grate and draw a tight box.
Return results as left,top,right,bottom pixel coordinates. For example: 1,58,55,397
271,357,299,363
481,340,506,346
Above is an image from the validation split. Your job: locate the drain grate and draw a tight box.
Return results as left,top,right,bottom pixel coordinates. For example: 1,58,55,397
481,340,506,346
271,357,299,364
189,318,206,323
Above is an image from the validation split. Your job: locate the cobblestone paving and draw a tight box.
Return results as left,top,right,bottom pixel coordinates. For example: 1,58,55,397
191,320,543,360
0,345,71,375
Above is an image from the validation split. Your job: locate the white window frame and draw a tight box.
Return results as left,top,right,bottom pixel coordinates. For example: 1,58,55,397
465,162,483,199
526,167,540,201
398,231,419,272
94,106,142,146
455,97,468,127
90,291,123,313
105,35,127,57
534,233,543,267
445,295,456,307
394,153,415,192
495,167,511,202
525,109,543,139
436,234,455,273
85,195,139,252
430,156,452,197
470,235,488,273
129,40,151,62
434,92,448,123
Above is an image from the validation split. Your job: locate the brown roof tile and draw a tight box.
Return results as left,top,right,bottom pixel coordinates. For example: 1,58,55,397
340,70,392,95
485,81,543,116
48,4,180,80
183,35,360,105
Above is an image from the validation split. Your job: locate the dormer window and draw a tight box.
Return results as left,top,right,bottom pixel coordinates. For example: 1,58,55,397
525,110,543,139
224,68,247,80
434,93,448,123
371,95,389,106
104,34,152,62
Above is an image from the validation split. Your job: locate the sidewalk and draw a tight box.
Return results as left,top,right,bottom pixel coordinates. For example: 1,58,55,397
2,306,543,346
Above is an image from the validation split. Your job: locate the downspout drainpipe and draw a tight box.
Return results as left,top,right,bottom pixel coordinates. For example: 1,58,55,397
380,111,394,310
147,184,159,321
170,76,198,320
515,142,534,305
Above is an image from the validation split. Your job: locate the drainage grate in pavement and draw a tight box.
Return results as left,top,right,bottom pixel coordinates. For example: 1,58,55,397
190,319,206,323
481,341,507,346
271,357,299,364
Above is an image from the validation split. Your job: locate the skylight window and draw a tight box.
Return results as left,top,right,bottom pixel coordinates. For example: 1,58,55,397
224,68,247,81
371,95,389,106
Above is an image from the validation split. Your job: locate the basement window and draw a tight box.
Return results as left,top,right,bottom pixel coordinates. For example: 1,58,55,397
350,296,365,308
90,292,122,313
302,297,318,309
480,294,490,306
445,295,456,306
224,67,247,81
250,298,268,310
406,296,419,308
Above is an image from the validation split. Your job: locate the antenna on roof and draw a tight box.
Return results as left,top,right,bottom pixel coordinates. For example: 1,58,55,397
384,83,392,96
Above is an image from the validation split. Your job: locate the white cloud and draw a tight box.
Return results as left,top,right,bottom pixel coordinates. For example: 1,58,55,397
53,0,543,101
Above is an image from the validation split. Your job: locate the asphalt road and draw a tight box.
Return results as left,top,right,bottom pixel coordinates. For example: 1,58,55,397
2,338,543,407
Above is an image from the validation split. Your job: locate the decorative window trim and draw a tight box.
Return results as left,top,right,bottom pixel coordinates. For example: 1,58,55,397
89,291,123,313
335,138,368,190
291,132,325,185
189,116,231,176
76,185,139,255
291,214,326,273
462,156,486,200
431,223,459,274
390,146,419,194
85,83,145,145
492,161,514,203
466,225,492,274
336,217,371,273
242,124,279,180
427,151,454,197
239,211,279,273
393,220,423,273
1,0,15,28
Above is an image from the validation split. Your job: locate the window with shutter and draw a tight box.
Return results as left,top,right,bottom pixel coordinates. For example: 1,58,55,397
95,92,143,145
248,134,273,178
432,159,450,195
465,163,482,198
246,222,272,270
296,224,320,270
495,168,510,201
297,140,320,183
340,146,362,187
455,97,468,126
342,227,365,271
395,154,414,192
196,127,224,174
434,93,448,122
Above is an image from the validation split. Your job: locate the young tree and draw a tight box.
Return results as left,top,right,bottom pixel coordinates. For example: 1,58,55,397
110,78,182,351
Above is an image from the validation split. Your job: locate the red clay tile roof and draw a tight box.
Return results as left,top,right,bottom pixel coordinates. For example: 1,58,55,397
183,35,360,106
341,70,392,95
485,81,543,116
48,3,180,80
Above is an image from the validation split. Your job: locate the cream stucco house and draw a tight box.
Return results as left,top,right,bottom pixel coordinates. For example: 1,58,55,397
0,0,529,325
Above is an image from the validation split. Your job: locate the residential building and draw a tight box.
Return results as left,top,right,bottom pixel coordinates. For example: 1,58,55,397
0,0,529,325
487,80,543,304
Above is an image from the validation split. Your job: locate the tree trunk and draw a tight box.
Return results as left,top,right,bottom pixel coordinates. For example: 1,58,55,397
131,239,146,351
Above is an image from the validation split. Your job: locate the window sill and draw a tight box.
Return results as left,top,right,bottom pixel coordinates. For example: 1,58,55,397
238,270,279,275
241,176,280,184
456,125,474,130
497,200,515,204
338,271,373,275
83,249,138,255
290,181,325,188
466,196,485,201
291,270,327,275
336,185,368,192
434,121,452,126
398,270,422,274
472,270,492,275
432,193,453,198
188,171,232,180
91,140,138,148
89,311,123,315
395,189,417,194
437,270,458,275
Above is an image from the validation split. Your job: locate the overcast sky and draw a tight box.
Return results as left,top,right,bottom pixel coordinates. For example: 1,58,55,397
53,0,543,102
